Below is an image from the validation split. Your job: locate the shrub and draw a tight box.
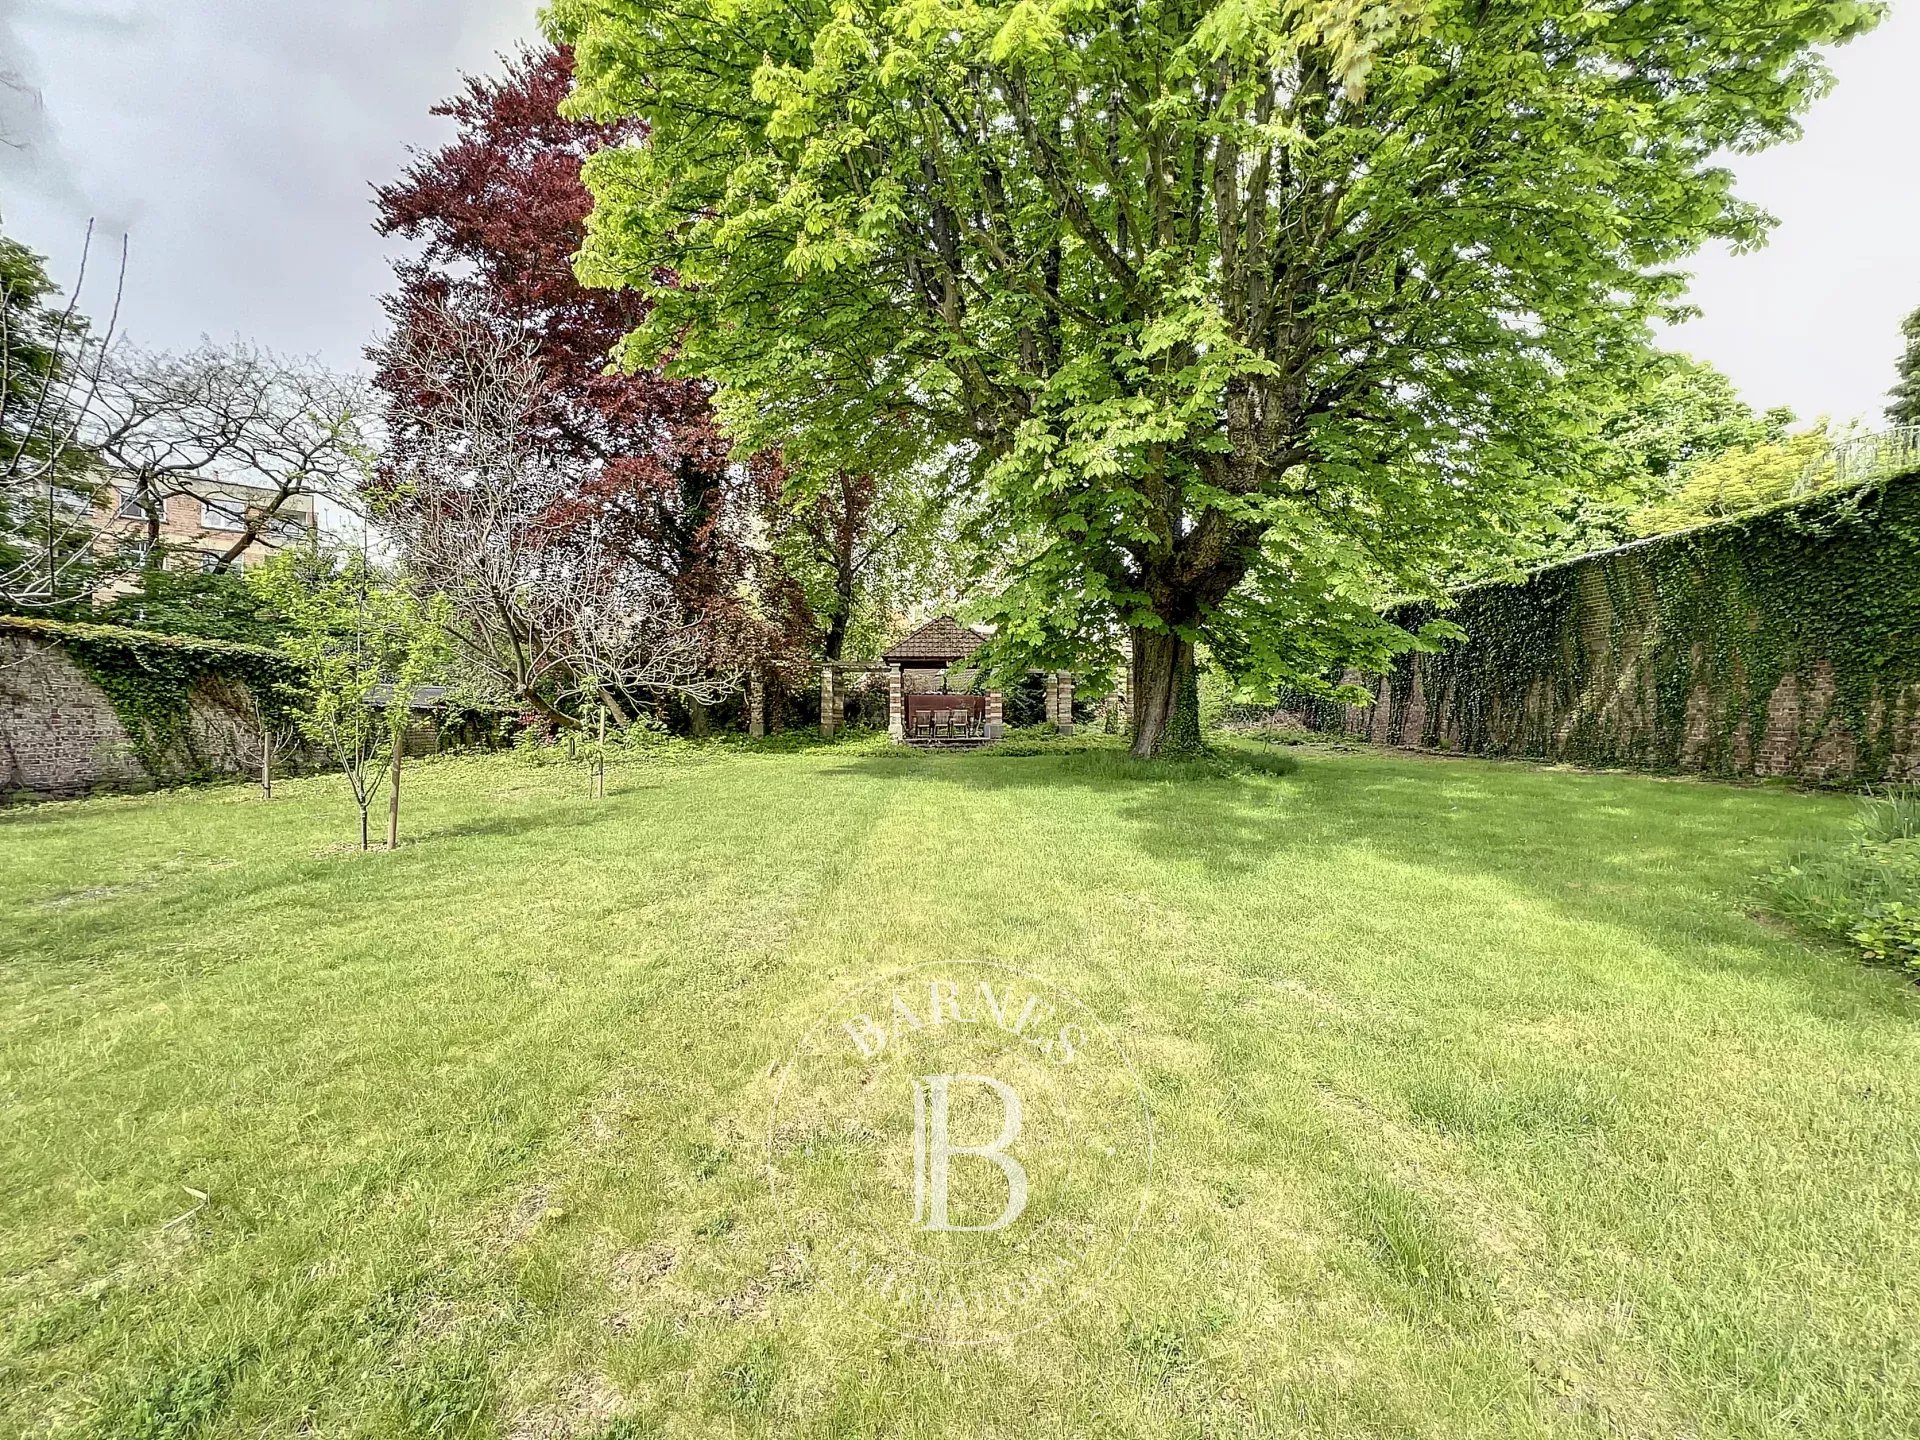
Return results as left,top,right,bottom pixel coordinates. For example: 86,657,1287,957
1852,902,1920,970
1769,789,1920,980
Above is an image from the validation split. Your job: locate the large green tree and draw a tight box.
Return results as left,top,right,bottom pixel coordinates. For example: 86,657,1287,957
1504,352,1792,569
555,0,1879,754
1890,304,1920,427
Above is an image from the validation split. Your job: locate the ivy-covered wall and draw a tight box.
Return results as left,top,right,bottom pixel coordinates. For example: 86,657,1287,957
0,617,304,801
1340,471,1920,785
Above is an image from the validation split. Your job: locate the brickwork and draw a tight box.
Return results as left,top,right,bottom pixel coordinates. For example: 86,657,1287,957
1042,670,1077,733
0,634,277,801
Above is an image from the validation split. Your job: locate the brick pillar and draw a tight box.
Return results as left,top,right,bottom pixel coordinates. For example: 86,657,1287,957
888,664,905,743
748,676,765,738
819,665,837,736
1043,671,1057,729
1056,671,1075,735
985,689,1004,740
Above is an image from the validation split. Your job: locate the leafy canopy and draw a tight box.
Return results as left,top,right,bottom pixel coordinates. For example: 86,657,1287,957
1630,423,1838,537
555,0,1879,741
1504,351,1794,568
1890,303,1920,427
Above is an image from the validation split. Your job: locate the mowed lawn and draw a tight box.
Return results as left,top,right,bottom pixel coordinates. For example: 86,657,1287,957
2,740,1917,1439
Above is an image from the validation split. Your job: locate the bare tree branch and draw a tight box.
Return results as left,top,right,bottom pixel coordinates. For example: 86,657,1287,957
373,299,734,727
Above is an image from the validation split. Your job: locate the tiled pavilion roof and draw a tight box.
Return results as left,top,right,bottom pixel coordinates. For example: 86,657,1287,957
882,615,989,665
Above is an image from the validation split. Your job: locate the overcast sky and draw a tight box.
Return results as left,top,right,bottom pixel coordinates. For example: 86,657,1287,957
3,1,1916,425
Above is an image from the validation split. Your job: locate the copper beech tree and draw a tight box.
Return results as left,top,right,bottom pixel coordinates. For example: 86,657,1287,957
372,44,813,721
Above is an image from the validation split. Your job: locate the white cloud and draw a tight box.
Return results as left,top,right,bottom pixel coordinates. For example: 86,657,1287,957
0,0,543,364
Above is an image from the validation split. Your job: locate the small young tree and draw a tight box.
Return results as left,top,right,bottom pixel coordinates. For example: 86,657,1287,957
234,687,303,800
378,601,454,851
251,549,449,851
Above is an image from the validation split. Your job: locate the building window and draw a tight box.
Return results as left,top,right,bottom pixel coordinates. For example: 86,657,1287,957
114,486,150,518
196,551,224,574
200,496,249,532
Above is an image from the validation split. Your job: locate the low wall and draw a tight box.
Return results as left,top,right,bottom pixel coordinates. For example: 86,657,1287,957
1,618,302,802
1338,472,1920,785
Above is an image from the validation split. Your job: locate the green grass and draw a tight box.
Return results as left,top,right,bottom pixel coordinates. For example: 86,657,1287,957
2,739,1916,1437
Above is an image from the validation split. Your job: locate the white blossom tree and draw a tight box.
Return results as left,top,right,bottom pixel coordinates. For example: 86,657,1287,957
372,298,731,729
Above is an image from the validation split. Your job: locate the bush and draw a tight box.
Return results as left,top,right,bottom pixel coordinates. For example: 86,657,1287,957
1852,902,1920,969
94,568,289,647
1769,788,1920,981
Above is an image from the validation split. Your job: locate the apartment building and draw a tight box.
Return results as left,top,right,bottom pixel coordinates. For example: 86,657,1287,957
95,477,320,575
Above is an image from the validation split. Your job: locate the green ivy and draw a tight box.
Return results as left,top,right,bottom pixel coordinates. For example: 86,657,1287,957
1163,657,1206,757
1,615,303,780
1361,471,1920,785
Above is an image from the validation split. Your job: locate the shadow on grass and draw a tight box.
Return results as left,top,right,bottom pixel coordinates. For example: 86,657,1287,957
824,741,1887,1012
826,744,1304,878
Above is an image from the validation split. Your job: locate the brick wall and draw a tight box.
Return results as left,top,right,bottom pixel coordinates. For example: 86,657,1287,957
1334,472,1920,786
0,632,285,802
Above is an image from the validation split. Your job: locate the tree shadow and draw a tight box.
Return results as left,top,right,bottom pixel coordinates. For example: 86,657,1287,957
824,747,1304,877
821,744,1887,1017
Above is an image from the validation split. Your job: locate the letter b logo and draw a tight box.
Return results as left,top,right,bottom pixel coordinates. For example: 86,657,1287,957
911,1075,1028,1233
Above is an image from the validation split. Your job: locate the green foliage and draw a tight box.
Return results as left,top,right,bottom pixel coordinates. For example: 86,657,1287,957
95,567,291,647
1368,473,1920,782
2,223,102,610
0,615,300,780
1511,352,1794,566
94,1349,250,1440
556,0,1876,753
247,550,451,842
763,464,955,665
1889,304,1920,427
1,231,62,471
1631,424,1838,537
1770,788,1920,980
1851,902,1920,970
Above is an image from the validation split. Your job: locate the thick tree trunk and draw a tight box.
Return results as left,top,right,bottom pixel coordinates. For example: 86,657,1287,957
1129,628,1203,759
823,607,849,666
687,700,712,739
